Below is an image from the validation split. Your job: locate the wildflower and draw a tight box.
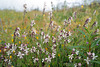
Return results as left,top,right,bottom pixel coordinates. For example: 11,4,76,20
4,43,6,45
78,63,81,67
43,34,50,43
36,37,39,39
52,49,56,54
17,52,24,59
14,27,20,37
13,51,15,53
11,44,17,52
7,50,11,56
62,44,64,47
43,14,45,17
37,50,39,55
58,54,60,57
30,20,35,27
45,48,48,51
0,50,1,52
87,52,92,56
42,59,44,63
10,56,12,59
24,26,26,29
4,48,6,52
48,65,50,67
22,35,26,38
69,31,72,36
19,44,24,50
93,10,96,15
78,56,81,59
6,43,10,48
81,5,84,8
56,26,60,31
84,35,85,38
73,48,75,51
11,34,14,37
32,47,37,52
46,56,52,62
92,53,98,60
68,39,71,43
96,44,99,46
4,59,8,62
19,41,21,44
24,46,29,55
68,54,73,60
8,60,12,65
92,21,98,28
84,57,90,64
34,58,39,63
86,42,89,44
52,53,56,58
76,50,79,55
12,39,14,42
74,63,77,67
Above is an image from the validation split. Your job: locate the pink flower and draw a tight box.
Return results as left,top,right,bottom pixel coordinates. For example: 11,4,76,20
78,63,81,66
22,35,26,37
87,52,91,56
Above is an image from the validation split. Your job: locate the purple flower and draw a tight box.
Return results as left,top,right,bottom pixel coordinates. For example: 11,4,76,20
22,35,26,37
96,44,99,46
4,46,7,48
4,43,6,45
87,42,89,44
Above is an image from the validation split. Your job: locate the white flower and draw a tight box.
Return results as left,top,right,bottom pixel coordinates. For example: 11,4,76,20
30,49,33,53
88,18,91,22
52,53,56,58
68,54,73,60
76,50,79,55
33,47,37,52
24,46,29,55
7,50,11,56
45,56,52,62
46,51,49,55
31,28,36,34
6,43,10,48
19,44,24,50
37,50,39,55
92,53,98,60
42,59,44,63
11,44,17,52
17,52,24,59
34,58,39,63
78,56,81,59
74,63,77,67
84,57,90,64
69,31,72,36
4,59,8,62
68,39,71,43
52,49,56,54
8,60,12,65
31,20,35,27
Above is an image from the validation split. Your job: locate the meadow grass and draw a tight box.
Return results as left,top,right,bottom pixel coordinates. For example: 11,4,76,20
0,2,100,67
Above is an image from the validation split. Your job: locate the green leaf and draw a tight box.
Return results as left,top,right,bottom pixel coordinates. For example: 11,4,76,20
83,27,89,33
91,38,100,48
76,28,89,41
67,45,87,49
91,60,100,64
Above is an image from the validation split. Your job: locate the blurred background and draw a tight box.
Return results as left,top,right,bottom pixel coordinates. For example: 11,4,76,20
0,0,99,12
